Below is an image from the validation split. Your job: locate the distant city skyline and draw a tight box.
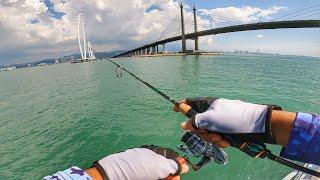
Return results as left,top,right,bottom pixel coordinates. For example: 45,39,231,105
0,0,319,65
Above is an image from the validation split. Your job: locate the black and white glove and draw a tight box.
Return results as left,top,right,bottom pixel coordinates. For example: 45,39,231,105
93,145,183,180
186,97,282,144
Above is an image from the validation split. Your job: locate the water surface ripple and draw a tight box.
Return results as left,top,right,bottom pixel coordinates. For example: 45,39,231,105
0,54,319,179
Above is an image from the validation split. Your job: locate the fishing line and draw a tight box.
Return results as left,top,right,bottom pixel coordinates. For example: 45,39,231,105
105,57,320,177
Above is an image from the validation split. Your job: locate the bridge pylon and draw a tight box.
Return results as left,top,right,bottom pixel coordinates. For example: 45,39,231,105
193,6,199,52
180,3,186,53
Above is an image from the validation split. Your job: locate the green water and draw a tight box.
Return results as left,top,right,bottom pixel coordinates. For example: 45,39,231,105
0,55,319,179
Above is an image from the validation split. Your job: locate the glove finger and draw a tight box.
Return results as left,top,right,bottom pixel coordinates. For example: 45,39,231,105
180,161,189,174
165,164,189,180
181,119,210,134
140,145,179,160
215,140,230,148
165,175,181,180
164,158,189,180
140,145,183,176
181,120,196,131
186,97,218,113
198,132,223,143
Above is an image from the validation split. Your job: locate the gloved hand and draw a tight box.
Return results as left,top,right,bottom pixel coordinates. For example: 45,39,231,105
93,145,188,180
174,97,282,147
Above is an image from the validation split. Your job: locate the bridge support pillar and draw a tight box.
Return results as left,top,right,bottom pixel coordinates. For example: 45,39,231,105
162,44,165,53
156,45,159,54
193,6,199,52
147,47,150,54
152,46,156,54
180,3,186,53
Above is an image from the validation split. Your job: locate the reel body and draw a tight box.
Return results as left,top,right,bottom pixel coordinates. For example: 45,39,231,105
177,131,228,170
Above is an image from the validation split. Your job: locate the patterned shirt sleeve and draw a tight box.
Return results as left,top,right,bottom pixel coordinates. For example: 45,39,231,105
280,112,320,165
43,166,93,180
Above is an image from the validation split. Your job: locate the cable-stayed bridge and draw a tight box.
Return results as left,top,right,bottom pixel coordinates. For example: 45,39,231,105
113,3,320,58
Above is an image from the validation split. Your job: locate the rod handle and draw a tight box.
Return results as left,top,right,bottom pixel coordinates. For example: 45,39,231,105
177,103,198,118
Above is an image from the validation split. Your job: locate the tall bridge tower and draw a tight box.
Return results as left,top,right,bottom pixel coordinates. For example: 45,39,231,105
193,6,199,52
180,3,186,53
180,4,199,53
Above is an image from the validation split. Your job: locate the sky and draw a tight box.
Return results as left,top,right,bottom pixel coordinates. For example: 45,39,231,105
0,0,319,65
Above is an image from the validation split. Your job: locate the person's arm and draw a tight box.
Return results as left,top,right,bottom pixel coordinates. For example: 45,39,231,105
44,145,189,180
175,97,320,165
279,112,320,165
270,110,296,147
85,167,103,180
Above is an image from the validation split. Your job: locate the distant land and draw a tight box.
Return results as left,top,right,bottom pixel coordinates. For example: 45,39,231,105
1,50,319,71
0,50,126,70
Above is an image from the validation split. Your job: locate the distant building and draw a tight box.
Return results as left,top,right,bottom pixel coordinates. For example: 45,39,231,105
6,66,16,71
37,63,46,66
55,59,60,64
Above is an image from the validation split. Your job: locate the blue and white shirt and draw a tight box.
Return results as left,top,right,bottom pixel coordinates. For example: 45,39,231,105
280,112,320,165
43,166,92,180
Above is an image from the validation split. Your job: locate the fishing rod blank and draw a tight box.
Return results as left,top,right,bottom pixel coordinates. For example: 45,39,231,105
106,57,197,117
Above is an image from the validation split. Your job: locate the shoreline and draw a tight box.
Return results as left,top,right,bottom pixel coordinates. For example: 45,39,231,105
132,51,223,57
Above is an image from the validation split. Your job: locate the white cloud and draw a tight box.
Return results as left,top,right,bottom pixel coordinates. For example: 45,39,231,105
23,0,48,14
95,14,103,23
1,1,317,65
198,6,286,24
256,34,264,38
0,0,184,64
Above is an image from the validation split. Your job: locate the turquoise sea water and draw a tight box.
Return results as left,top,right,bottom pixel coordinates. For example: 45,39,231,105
0,54,319,179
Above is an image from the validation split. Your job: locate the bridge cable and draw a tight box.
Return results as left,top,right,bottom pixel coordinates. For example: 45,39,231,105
272,3,320,21
281,8,320,21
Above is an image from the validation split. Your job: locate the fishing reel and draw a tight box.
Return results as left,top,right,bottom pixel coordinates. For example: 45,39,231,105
177,131,228,171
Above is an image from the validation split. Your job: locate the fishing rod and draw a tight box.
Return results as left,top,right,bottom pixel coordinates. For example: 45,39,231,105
105,57,320,177
107,57,192,113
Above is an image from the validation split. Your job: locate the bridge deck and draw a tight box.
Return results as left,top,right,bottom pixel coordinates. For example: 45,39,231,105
113,20,320,58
